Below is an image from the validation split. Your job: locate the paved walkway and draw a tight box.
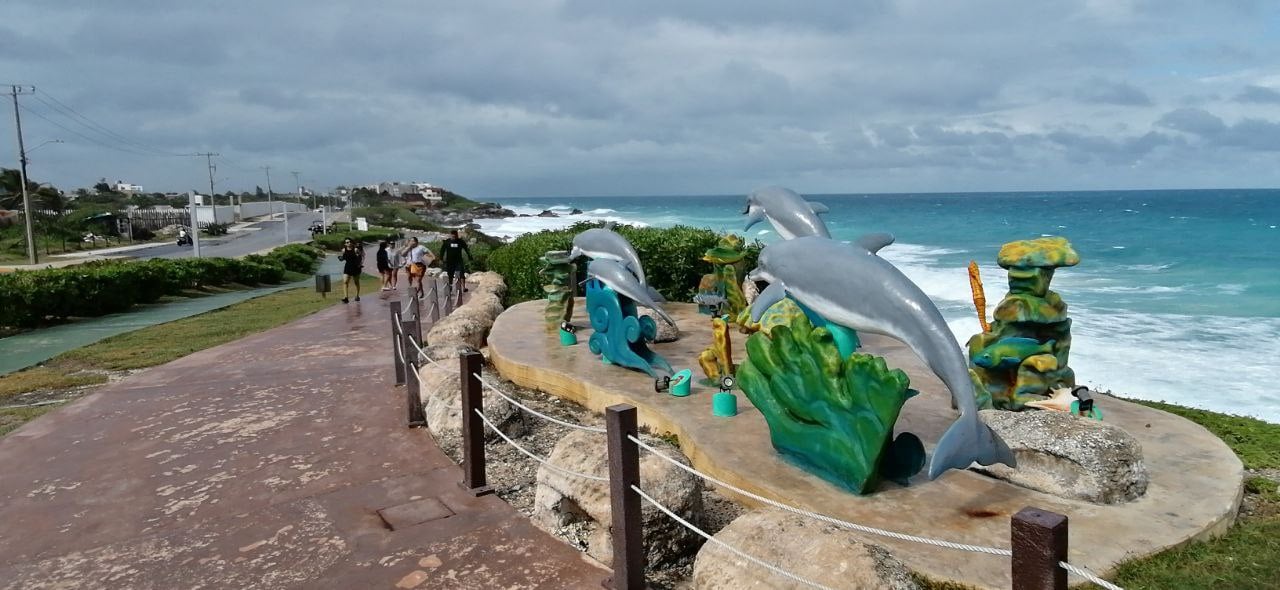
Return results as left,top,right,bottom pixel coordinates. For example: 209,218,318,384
0,297,608,589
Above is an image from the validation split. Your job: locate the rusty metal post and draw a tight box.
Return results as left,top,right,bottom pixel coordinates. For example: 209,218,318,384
1011,507,1068,590
459,351,492,496
390,300,405,386
454,274,466,308
606,404,644,590
402,320,426,428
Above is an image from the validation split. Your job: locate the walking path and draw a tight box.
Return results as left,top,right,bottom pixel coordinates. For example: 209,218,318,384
0,296,607,589
0,256,346,376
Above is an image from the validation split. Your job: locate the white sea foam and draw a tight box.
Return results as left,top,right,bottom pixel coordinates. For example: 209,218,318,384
472,204,648,239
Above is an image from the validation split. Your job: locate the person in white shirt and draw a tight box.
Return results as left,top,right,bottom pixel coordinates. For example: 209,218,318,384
400,237,434,298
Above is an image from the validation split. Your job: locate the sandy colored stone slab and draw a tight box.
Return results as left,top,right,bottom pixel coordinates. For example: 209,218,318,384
490,299,1243,589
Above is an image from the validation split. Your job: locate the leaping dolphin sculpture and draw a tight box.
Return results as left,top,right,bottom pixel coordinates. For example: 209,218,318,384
587,258,677,328
742,186,831,239
571,227,665,302
747,236,1016,479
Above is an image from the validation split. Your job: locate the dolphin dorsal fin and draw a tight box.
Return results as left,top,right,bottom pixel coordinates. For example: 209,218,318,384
855,232,895,254
808,201,829,215
603,221,617,230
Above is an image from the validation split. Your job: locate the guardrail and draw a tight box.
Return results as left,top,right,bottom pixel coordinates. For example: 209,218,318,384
388,302,1122,590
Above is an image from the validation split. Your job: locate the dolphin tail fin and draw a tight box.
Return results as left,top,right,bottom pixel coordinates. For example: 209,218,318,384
808,201,829,214
855,232,896,254
646,285,666,303
927,412,1017,479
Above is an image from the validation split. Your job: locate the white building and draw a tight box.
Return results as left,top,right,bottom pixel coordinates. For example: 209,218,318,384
114,181,144,195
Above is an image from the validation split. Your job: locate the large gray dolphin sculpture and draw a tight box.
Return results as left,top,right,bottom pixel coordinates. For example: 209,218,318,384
570,227,665,302
747,236,1016,479
587,258,677,328
742,186,831,239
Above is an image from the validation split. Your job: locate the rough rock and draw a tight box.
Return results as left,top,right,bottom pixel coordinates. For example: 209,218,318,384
533,430,703,567
417,363,525,454
640,310,681,343
537,209,558,217
976,409,1148,504
425,272,507,351
693,507,919,590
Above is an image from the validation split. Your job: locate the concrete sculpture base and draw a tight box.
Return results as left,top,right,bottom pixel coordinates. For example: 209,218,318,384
489,300,1243,589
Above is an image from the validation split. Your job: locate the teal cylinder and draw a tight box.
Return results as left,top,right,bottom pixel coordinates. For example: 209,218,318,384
671,369,692,397
559,328,577,346
712,392,737,417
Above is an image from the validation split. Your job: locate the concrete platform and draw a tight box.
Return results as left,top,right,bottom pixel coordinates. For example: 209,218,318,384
0,300,607,589
489,299,1244,589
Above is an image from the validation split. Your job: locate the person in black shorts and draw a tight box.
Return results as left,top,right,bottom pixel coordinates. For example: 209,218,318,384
439,229,471,291
338,237,364,303
376,240,392,291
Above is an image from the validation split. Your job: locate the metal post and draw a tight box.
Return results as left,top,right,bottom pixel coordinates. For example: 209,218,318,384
412,291,423,343
390,301,405,386
454,274,466,308
10,85,36,264
402,319,427,428
459,351,492,496
606,404,644,590
1011,507,1068,590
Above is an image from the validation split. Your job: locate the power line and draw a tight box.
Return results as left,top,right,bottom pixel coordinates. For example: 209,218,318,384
17,103,162,157
32,90,187,157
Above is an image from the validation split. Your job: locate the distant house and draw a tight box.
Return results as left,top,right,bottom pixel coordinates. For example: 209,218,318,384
114,181,143,195
375,181,443,205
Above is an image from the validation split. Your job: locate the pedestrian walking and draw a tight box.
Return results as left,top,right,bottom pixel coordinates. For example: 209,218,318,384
402,237,434,298
388,240,404,290
376,241,393,291
338,237,364,303
439,229,471,294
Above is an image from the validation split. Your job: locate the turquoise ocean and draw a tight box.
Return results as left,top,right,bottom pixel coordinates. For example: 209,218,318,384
479,190,1280,422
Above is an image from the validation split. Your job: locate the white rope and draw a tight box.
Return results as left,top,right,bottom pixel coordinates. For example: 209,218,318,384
631,484,835,590
473,409,608,482
472,372,607,434
1060,561,1124,590
627,435,1012,557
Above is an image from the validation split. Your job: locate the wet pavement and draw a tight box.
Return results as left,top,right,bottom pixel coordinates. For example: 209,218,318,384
0,297,609,589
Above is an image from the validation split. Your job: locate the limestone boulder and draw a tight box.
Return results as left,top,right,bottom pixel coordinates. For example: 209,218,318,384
976,409,1148,504
640,310,681,343
693,507,919,590
426,272,507,350
418,363,525,457
533,430,703,567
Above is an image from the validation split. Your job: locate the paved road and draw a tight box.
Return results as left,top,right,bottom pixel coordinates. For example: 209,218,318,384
0,298,608,588
143,211,325,259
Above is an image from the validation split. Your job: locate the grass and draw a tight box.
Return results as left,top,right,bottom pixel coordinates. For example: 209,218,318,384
0,285,337,434
1107,514,1280,589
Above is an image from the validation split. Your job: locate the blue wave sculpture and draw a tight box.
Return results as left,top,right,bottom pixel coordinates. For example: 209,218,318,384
585,279,672,378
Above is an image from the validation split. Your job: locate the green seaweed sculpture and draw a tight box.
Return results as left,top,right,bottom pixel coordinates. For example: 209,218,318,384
538,250,576,326
738,312,924,493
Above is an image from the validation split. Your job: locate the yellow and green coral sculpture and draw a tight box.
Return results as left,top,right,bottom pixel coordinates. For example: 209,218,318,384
738,313,923,493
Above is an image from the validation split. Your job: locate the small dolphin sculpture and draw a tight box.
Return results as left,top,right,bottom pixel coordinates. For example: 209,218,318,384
742,186,831,239
748,236,1016,479
571,227,664,302
587,258,677,328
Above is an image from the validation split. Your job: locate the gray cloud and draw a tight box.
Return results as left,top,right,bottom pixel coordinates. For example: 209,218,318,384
1235,85,1280,104
2,0,1279,195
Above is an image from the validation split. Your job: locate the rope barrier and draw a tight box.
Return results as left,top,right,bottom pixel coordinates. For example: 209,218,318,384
1060,561,1124,590
472,372,607,434
473,409,608,482
631,484,835,590
627,435,1012,557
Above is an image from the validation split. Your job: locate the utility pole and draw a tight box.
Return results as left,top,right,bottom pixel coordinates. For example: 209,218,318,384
187,190,202,258
263,166,286,244
8,85,36,264
291,171,303,244
194,152,219,221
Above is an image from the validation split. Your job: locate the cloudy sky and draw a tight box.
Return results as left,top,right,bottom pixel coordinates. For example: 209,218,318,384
2,0,1279,197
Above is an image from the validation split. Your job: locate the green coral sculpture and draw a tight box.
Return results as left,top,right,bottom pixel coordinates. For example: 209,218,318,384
738,313,923,493
967,236,1079,409
537,250,576,326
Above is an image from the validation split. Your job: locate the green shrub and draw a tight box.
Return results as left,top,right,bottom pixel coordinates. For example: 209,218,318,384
0,250,309,328
202,222,231,236
486,222,761,305
313,229,404,251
